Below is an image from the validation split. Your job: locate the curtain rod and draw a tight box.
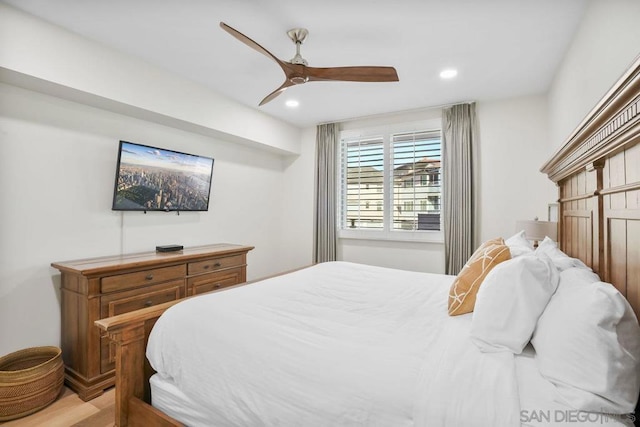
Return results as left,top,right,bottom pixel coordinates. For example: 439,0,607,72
318,100,475,126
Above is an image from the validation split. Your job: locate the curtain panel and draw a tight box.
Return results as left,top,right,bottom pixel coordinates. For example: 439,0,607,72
314,123,338,263
442,103,478,275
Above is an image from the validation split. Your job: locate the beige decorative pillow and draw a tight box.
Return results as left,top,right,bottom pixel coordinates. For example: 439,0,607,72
448,238,511,316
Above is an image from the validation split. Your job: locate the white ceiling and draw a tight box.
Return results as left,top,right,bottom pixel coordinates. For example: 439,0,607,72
2,0,588,128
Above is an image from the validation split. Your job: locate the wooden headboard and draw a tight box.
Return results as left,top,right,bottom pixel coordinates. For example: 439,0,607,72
541,55,640,319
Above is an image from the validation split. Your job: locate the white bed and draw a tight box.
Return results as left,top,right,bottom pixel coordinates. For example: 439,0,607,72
95,56,640,427
145,261,637,427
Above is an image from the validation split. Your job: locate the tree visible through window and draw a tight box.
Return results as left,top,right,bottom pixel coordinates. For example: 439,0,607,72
340,129,442,233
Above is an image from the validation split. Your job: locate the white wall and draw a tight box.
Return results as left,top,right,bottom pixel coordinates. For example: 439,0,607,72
339,239,446,274
280,127,316,271
0,84,313,356
548,0,640,147
477,95,557,242
0,3,314,357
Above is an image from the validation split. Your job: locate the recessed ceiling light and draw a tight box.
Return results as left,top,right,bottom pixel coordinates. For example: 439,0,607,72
285,99,299,108
439,69,458,79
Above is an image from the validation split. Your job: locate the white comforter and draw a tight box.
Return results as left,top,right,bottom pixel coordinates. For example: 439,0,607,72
147,261,520,426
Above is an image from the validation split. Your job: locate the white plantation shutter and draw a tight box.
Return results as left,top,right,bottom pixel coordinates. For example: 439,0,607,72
391,130,441,231
341,136,384,229
339,127,442,235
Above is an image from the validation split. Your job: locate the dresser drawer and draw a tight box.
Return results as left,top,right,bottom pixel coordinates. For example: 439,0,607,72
188,254,244,275
100,279,184,373
101,264,186,293
187,267,243,296
100,279,185,318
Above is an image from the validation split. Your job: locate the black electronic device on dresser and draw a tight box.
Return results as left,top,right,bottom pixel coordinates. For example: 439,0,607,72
156,244,184,253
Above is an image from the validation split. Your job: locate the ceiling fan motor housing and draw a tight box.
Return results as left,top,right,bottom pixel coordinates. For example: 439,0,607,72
289,75,309,84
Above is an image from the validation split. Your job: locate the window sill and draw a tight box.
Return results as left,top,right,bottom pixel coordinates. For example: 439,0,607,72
338,229,444,244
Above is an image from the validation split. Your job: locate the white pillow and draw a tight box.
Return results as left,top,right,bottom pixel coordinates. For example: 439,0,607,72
559,265,600,284
470,255,559,354
531,271,640,414
505,230,534,258
535,236,589,271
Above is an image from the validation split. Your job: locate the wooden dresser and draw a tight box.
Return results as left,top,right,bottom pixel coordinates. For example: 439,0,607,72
51,243,254,401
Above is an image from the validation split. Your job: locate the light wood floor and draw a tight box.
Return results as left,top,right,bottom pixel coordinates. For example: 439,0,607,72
2,387,115,427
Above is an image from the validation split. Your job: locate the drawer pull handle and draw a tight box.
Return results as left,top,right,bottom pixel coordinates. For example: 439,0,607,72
203,265,210,269
145,274,154,281
214,262,222,268
214,283,221,289
144,300,153,307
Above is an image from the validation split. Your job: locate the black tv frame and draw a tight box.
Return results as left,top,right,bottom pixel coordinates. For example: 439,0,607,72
111,140,214,213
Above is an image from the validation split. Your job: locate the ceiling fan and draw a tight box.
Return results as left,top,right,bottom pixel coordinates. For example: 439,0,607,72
220,22,399,106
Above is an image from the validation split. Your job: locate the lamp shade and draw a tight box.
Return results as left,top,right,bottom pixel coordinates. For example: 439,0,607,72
515,220,557,241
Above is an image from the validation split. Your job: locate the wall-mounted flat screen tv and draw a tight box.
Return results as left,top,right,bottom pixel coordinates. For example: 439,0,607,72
112,140,214,212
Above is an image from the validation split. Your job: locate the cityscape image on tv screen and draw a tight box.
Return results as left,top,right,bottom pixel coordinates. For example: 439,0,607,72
112,141,214,211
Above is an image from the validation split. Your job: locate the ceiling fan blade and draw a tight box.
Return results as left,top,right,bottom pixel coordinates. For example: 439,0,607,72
220,22,285,67
221,23,398,105
306,66,399,83
259,80,295,106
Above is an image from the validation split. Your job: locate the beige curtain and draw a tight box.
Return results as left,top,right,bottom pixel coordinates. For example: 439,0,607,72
314,123,338,263
442,103,478,275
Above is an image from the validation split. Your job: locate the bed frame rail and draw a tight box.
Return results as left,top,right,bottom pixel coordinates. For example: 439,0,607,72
95,300,183,427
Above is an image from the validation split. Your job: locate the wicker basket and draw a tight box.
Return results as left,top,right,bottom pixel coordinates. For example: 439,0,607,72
0,346,64,421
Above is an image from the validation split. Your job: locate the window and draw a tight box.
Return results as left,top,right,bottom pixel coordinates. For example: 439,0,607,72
339,124,442,241
341,136,385,230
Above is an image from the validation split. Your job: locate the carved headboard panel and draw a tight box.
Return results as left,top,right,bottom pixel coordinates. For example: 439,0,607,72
541,55,640,319
556,168,599,273
602,145,640,314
